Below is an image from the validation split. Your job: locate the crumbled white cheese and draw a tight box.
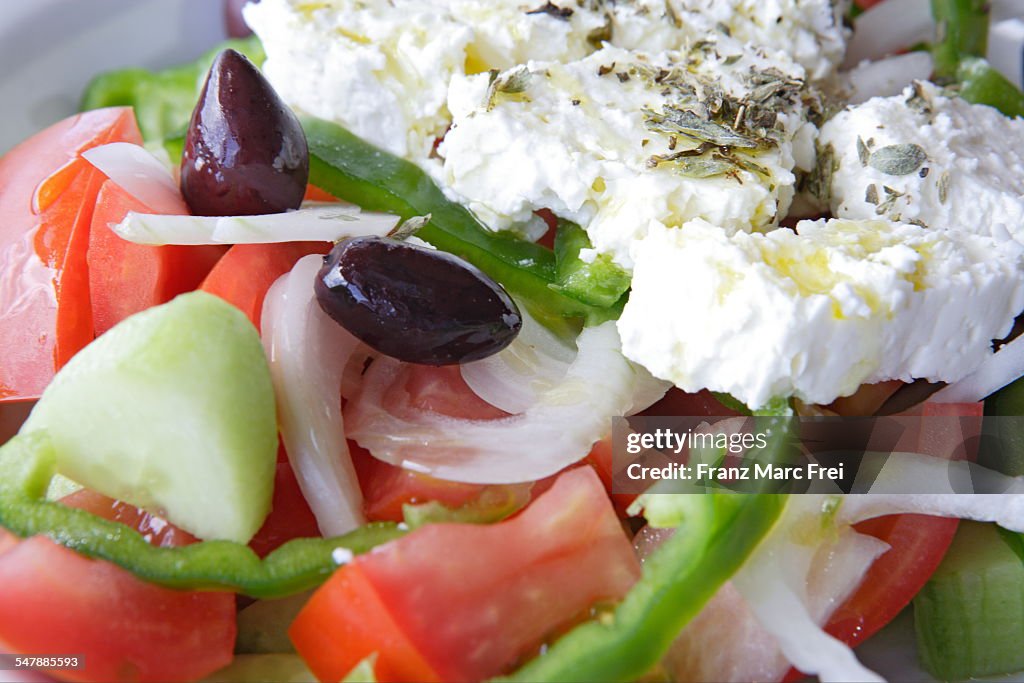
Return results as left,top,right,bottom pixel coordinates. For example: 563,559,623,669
608,0,849,82
618,218,1024,408
246,0,843,171
244,0,608,161
821,81,1024,244
439,43,810,265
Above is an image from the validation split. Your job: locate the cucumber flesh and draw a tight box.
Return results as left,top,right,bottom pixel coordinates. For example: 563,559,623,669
21,292,277,543
914,521,1024,681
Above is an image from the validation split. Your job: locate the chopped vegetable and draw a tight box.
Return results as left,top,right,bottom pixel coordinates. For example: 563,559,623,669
261,255,366,536
21,292,277,543
201,241,331,331
915,522,1024,680
0,530,237,683
0,431,403,598
88,180,225,335
0,107,141,401
930,0,989,80
290,468,641,683
956,57,1024,118
552,220,630,309
110,204,398,246
501,492,787,682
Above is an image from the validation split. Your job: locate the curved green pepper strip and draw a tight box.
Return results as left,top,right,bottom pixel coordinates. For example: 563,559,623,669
956,57,1024,117
928,1,1024,118
0,432,403,599
552,219,631,310
498,416,792,682
301,116,617,323
930,0,988,80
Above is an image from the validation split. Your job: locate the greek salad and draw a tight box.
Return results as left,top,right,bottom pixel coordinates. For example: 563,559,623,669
2,0,1024,682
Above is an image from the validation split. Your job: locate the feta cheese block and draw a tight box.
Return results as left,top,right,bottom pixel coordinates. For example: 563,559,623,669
618,218,1024,409
244,0,609,161
607,0,849,82
439,43,812,266
820,81,1024,244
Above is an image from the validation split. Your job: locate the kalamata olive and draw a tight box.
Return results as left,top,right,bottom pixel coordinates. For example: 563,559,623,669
316,237,522,365
224,0,257,38
181,48,308,216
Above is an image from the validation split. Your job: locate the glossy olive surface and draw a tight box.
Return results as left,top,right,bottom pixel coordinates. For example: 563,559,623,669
316,237,522,365
181,48,308,216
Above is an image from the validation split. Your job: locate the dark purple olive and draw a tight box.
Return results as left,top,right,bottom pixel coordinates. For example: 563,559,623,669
316,237,522,365
224,0,257,38
181,48,308,216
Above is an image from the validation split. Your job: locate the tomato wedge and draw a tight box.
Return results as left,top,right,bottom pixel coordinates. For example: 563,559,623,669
351,364,533,521
249,443,321,557
291,468,641,682
0,534,235,683
88,180,225,336
59,488,199,548
0,108,140,401
200,241,330,331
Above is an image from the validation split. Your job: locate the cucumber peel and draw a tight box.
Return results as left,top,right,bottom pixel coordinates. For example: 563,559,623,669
915,521,1024,681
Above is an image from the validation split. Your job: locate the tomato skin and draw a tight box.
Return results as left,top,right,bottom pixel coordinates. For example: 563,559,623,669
60,488,198,548
0,535,235,683
200,241,330,331
292,468,640,683
834,515,959,646
0,108,140,401
353,365,531,522
249,444,321,557
88,181,225,336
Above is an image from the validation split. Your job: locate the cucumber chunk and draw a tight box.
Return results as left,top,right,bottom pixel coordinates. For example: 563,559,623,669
914,521,1024,681
21,292,277,543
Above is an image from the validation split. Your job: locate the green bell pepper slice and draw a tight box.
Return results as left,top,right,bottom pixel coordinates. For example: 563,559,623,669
0,431,402,599
930,0,989,80
80,36,265,144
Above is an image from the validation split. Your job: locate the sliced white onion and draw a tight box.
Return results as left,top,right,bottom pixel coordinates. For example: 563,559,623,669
845,53,934,104
732,497,889,683
110,203,399,246
460,308,575,414
843,0,935,68
261,254,365,536
931,334,1024,403
346,322,656,484
839,493,1024,533
82,142,188,214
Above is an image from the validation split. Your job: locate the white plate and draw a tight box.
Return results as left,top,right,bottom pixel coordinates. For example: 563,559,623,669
0,2,1020,682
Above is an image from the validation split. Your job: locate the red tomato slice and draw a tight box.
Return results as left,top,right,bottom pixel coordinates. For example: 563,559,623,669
59,488,198,548
88,181,226,336
200,241,330,331
291,468,641,683
0,107,140,401
832,515,959,647
249,443,321,557
0,535,235,683
352,365,534,522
